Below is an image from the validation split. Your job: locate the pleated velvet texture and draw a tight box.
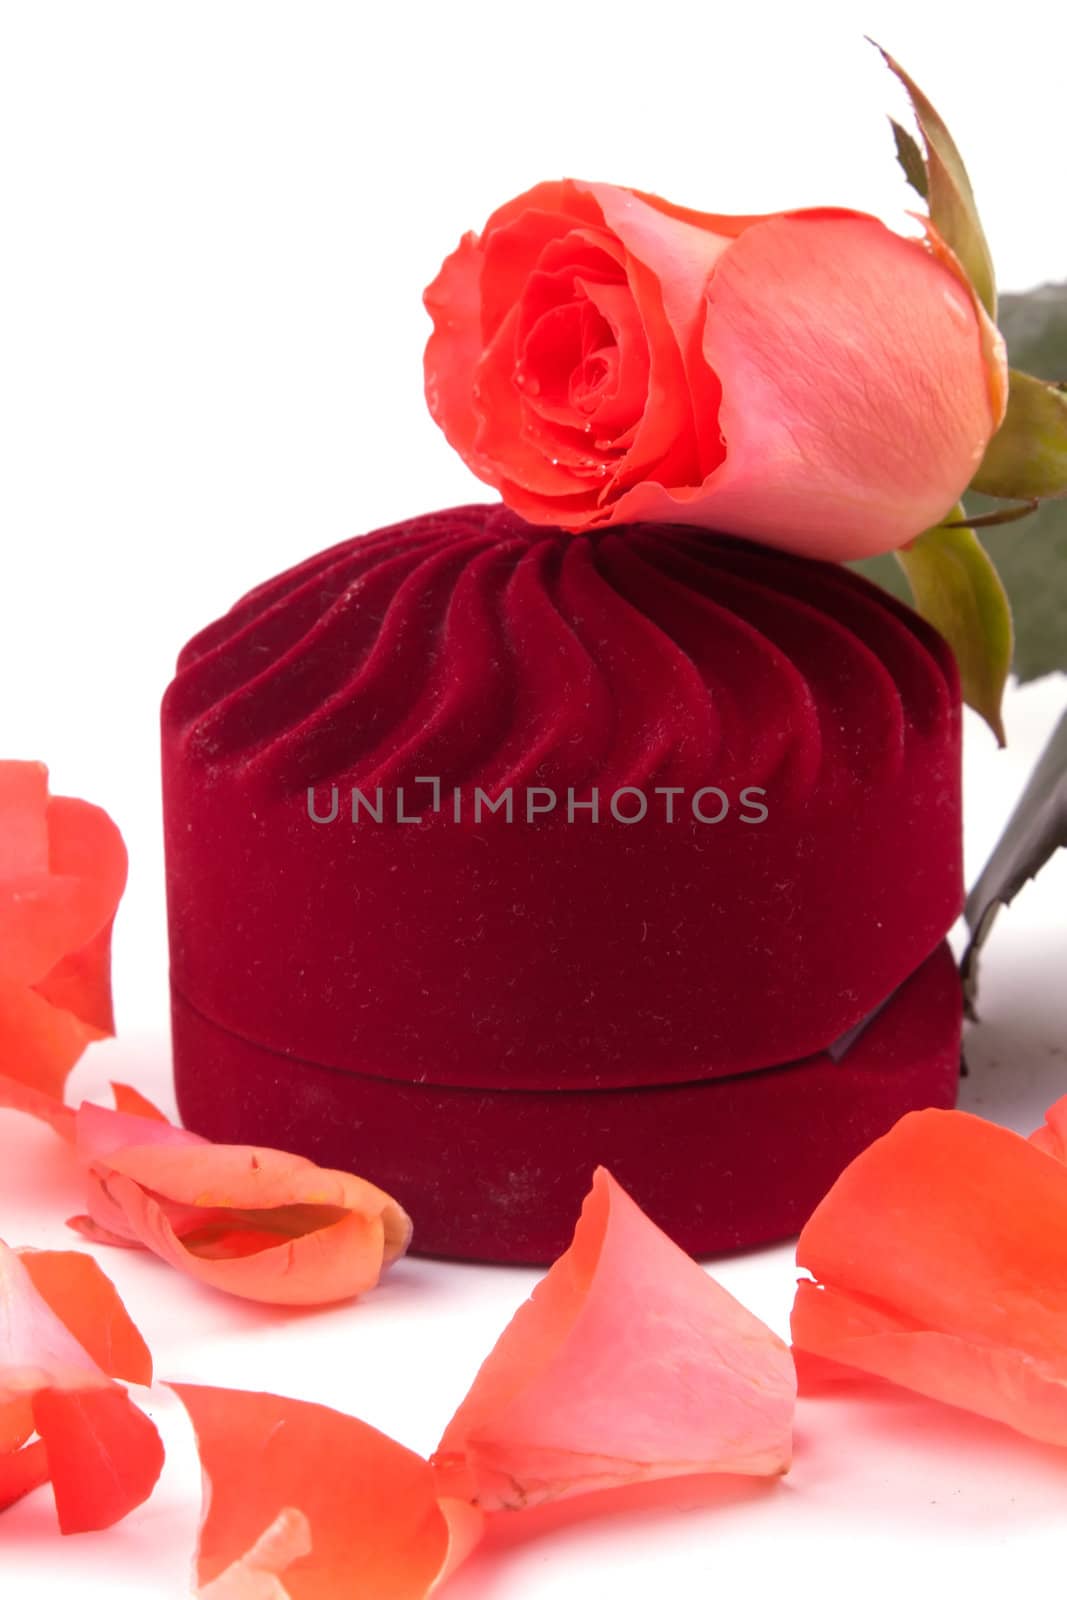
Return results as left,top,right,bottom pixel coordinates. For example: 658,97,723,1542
162,506,964,1261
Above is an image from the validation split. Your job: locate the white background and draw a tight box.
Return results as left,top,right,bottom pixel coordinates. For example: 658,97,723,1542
1,2,1066,1595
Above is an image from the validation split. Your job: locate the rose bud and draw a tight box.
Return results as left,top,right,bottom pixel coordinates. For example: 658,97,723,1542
424,181,1006,561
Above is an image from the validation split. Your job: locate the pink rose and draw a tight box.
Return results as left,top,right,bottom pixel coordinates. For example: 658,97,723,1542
424,180,1006,560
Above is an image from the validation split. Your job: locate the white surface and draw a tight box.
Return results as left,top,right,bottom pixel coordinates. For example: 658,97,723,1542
2,3,1066,1595
2,673,1066,1600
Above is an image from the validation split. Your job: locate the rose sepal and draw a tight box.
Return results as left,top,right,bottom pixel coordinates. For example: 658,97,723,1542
895,509,1013,746
971,368,1067,501
874,40,997,318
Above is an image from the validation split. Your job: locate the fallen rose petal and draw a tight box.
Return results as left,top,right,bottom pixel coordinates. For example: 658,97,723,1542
0,1074,412,1307
792,1107,1067,1444
432,1166,795,1510
76,1098,205,1161
199,1507,313,1599
0,1240,163,1531
1028,1093,1067,1162
0,1071,75,1138
72,1103,413,1306
110,1080,171,1122
33,1384,165,1533
16,1248,153,1384
0,1434,49,1510
0,761,126,1103
66,1209,144,1250
172,1384,484,1599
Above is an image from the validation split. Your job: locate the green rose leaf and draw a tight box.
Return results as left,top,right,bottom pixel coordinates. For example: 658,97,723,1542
971,367,1067,501
874,42,997,317
890,118,929,201
961,709,1067,1015
895,511,1013,746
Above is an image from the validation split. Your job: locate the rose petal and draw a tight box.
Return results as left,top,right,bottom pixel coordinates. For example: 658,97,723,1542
0,762,127,1102
0,1241,163,1531
73,1104,412,1305
0,1435,49,1511
432,1167,795,1510
0,1241,105,1383
110,1081,171,1122
0,1071,75,1138
76,1098,206,1162
200,1507,313,1599
684,210,1001,558
16,1249,153,1384
424,181,711,518
1028,1093,1067,1162
0,776,126,996
586,183,734,482
0,978,110,1106
66,1210,141,1250
423,230,503,482
2,1072,413,1309
32,1383,164,1534
792,1107,1067,1444
477,182,605,338
0,761,49,878
172,1384,484,1599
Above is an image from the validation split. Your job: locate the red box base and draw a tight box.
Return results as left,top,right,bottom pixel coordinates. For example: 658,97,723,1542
172,940,961,1264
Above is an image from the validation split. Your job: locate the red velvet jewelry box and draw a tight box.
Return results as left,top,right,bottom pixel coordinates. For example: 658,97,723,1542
161,505,963,1262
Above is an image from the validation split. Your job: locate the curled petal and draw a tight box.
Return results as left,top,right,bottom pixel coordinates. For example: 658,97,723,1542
433,1167,795,1510
172,1384,484,1599
1,1079,411,1308
792,1107,1067,1444
74,1104,412,1306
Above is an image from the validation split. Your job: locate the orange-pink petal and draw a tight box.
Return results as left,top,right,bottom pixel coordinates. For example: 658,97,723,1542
0,761,127,1102
687,210,1002,559
0,1070,75,1137
199,1507,313,1599
0,1240,163,1531
594,210,1005,554
16,1248,153,1385
432,1167,795,1510
1028,1093,1067,1162
792,1107,1067,1443
73,1103,413,1305
110,1080,171,1122
172,1384,484,1599
32,1383,164,1533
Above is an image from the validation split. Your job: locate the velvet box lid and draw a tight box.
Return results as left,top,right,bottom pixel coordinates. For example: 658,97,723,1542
162,505,963,1262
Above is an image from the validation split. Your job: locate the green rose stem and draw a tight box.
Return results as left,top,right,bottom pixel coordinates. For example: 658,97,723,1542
944,501,1039,530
